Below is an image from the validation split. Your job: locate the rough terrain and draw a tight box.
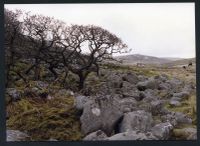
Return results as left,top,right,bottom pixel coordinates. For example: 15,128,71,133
6,62,196,141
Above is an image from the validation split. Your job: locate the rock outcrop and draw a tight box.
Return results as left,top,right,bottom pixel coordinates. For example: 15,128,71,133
150,122,173,140
80,95,123,136
119,110,153,133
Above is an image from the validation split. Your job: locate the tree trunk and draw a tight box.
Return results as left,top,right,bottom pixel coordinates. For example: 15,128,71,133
34,59,40,80
15,71,27,83
62,69,69,86
25,64,36,75
78,73,85,90
95,63,99,76
49,66,58,79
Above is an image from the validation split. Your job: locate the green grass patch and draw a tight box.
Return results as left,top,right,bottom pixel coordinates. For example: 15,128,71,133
102,63,159,77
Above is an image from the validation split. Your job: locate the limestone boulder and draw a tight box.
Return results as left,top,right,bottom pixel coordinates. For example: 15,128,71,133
119,110,153,133
80,95,123,136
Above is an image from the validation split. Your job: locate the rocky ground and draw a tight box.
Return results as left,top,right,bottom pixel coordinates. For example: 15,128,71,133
6,64,197,141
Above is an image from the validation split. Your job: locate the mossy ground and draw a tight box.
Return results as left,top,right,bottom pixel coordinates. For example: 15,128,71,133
6,90,82,141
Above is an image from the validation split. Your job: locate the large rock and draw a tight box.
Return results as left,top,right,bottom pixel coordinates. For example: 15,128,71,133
121,81,140,100
166,78,183,92
74,95,90,111
138,75,148,82
155,74,169,82
139,100,165,115
160,108,171,115
6,88,23,101
80,95,123,136
137,78,159,91
122,72,139,84
172,91,190,100
150,100,165,115
161,113,178,127
175,112,192,124
119,110,153,133
106,73,123,89
150,122,173,140
171,96,182,102
106,131,157,140
183,83,195,94
119,98,138,113
169,100,181,107
96,83,111,95
161,112,192,126
139,89,157,102
6,130,30,141
158,82,171,90
83,130,108,141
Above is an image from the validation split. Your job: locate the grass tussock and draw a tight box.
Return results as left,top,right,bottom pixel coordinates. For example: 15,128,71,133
6,95,82,141
165,94,196,125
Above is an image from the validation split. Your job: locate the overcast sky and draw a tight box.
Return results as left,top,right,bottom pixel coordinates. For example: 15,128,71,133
4,3,195,58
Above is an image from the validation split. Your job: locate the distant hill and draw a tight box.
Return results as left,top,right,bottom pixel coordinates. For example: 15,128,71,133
114,54,181,65
162,57,184,61
162,58,196,67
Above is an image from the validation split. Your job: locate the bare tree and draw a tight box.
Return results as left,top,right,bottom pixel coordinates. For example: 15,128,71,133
5,9,129,90
22,13,64,80
61,25,129,89
4,9,24,86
